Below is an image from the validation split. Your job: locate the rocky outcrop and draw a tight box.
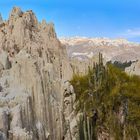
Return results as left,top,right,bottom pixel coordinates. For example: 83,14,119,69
0,7,74,140
63,81,79,140
125,60,140,75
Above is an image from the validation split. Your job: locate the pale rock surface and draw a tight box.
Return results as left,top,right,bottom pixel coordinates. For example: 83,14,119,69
63,81,79,140
0,131,6,140
125,60,140,75
0,7,76,140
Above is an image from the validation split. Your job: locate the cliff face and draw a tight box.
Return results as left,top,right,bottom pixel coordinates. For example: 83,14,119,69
0,7,75,140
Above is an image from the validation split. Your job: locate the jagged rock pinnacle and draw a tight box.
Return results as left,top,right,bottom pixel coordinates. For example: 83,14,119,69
0,7,74,140
9,7,23,19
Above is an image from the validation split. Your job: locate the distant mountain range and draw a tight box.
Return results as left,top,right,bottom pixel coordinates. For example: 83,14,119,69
60,37,140,63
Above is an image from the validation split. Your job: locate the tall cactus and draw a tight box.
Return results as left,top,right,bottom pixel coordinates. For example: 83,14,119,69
0,13,3,23
78,53,105,140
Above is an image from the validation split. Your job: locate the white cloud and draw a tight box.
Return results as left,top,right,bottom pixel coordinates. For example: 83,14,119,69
122,28,140,38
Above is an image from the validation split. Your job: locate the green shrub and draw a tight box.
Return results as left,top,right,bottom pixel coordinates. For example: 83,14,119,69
71,55,140,139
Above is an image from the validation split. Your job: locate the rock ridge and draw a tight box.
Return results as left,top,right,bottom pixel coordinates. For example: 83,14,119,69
0,7,75,140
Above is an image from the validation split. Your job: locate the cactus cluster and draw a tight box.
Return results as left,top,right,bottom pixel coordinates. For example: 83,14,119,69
71,53,140,140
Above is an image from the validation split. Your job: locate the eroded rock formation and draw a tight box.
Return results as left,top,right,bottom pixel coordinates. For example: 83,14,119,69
0,7,75,140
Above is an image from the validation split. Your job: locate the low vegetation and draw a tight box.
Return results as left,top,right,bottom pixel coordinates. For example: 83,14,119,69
71,53,140,140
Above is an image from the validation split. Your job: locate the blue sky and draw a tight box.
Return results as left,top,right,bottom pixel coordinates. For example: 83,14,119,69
0,0,140,42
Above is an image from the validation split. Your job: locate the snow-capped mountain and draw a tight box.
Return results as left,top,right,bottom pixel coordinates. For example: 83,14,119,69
60,37,140,62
